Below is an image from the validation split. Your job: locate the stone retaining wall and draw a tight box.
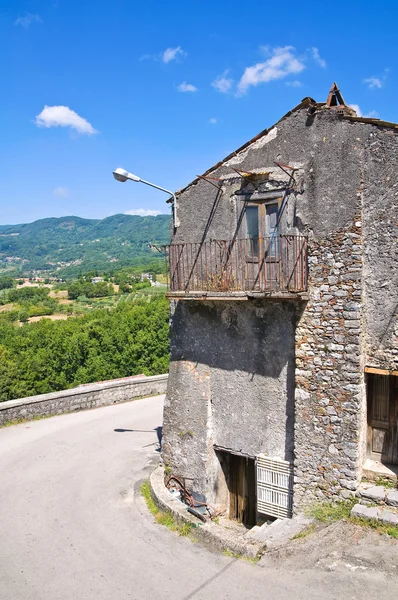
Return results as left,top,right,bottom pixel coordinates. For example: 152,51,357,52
0,374,168,426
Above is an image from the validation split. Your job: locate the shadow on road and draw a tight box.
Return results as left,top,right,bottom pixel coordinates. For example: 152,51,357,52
182,561,236,599
114,426,162,451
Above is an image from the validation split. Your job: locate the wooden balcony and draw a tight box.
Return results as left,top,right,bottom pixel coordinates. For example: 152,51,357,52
165,235,308,300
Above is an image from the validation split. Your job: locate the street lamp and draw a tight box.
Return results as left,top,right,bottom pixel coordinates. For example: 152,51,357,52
112,168,179,228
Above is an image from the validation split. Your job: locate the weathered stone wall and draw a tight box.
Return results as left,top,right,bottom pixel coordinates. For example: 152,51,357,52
162,300,299,500
0,374,168,426
362,128,398,370
294,220,366,506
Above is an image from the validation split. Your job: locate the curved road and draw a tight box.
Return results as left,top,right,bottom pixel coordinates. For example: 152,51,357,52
0,396,397,600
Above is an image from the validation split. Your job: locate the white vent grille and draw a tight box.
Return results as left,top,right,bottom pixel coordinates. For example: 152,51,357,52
256,455,293,519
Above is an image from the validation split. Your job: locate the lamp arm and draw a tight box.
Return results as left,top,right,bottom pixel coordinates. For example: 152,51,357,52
139,179,179,229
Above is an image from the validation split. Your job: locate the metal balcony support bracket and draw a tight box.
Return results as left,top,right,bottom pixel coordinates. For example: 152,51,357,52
196,174,223,191
148,244,167,255
273,161,297,176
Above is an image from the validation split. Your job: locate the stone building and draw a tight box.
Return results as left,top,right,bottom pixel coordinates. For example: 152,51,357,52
161,84,398,525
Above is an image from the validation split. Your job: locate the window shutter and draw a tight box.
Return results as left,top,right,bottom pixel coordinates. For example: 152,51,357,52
256,455,294,519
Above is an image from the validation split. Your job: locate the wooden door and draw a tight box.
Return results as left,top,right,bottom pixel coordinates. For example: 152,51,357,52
245,204,261,289
229,454,256,527
264,203,280,289
367,374,398,465
244,199,281,291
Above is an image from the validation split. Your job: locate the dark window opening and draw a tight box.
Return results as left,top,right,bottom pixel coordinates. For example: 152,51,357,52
246,205,259,258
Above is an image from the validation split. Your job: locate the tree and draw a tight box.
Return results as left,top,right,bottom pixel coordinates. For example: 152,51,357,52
0,276,14,290
0,295,170,402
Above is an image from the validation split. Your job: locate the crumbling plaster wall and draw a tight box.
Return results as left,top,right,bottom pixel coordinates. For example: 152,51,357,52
165,106,397,505
162,300,298,502
361,129,398,370
172,108,364,244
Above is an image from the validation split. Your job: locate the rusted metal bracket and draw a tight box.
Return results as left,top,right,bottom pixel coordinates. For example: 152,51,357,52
232,167,271,179
274,161,297,178
231,167,255,177
149,244,167,255
196,174,223,190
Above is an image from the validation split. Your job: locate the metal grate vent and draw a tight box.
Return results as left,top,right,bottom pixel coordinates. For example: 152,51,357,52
256,455,294,519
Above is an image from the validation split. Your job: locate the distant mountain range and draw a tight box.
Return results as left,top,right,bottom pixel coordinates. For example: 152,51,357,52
0,214,170,277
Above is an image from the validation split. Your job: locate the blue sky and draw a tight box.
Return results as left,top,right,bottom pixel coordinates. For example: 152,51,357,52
0,0,396,224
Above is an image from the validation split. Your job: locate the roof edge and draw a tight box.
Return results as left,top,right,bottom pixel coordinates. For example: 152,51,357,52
341,115,398,129
171,97,314,199
168,98,398,201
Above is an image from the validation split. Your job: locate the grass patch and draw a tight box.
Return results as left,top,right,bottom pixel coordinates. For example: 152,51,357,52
179,522,195,537
157,511,178,530
178,430,194,439
292,523,317,540
223,549,260,565
374,477,397,490
223,549,241,559
307,499,355,523
1,413,54,429
351,516,398,538
140,480,160,516
140,480,195,537
308,498,398,539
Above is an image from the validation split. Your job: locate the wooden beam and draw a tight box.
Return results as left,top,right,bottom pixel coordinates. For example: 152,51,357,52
365,367,391,376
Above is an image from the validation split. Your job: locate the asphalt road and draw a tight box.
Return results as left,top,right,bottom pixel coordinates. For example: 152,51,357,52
0,395,397,600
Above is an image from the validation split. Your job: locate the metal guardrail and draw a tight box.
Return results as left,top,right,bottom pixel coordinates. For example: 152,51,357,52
165,235,307,294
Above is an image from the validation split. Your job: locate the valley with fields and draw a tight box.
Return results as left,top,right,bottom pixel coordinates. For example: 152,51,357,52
0,214,171,402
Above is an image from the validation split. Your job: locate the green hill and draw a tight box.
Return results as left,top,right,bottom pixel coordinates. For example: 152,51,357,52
0,214,170,277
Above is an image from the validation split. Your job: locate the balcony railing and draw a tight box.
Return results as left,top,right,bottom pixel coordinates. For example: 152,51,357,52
165,235,307,295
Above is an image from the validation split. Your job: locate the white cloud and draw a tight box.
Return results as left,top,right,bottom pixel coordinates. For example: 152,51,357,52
177,82,198,93
349,104,363,117
212,71,233,93
349,105,379,119
14,13,42,28
35,105,97,135
140,46,187,64
53,187,70,197
311,47,326,68
125,209,162,216
237,46,305,95
285,80,303,87
208,118,217,124
363,76,382,89
162,46,186,63
365,110,379,118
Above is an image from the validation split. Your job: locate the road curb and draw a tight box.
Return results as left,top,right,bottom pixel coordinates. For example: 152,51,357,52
149,465,264,559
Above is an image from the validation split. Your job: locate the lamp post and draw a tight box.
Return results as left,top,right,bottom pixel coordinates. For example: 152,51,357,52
112,168,179,228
